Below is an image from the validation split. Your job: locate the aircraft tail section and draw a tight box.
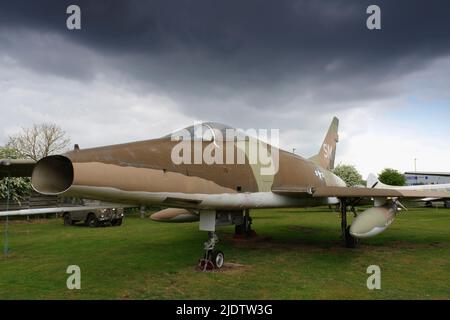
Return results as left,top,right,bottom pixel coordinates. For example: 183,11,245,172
367,173,381,188
309,117,339,170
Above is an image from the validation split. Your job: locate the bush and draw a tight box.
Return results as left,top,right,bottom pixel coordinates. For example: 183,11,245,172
379,168,406,186
333,164,364,187
0,147,32,203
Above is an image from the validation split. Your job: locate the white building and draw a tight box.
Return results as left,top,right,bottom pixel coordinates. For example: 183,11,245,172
404,172,450,186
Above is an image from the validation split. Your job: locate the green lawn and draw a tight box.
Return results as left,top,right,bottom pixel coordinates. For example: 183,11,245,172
1,207,450,299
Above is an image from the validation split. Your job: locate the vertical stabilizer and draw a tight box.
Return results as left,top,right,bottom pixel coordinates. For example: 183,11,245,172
309,117,339,170
367,173,390,189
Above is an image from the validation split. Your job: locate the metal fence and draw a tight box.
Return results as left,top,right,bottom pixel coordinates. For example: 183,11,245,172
0,191,58,211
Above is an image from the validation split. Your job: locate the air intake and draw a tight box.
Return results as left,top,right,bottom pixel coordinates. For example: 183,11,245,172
31,155,74,194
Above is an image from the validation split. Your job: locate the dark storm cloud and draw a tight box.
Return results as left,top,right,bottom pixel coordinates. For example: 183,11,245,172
1,0,450,125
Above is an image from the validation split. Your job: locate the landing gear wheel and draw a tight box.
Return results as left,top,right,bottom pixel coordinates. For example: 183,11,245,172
111,218,123,226
345,226,358,248
197,250,224,270
340,199,359,248
197,232,223,271
86,214,98,228
234,224,244,235
63,214,74,226
234,209,256,238
212,250,224,269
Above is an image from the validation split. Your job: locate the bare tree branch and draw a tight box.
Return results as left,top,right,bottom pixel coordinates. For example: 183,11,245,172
7,123,71,161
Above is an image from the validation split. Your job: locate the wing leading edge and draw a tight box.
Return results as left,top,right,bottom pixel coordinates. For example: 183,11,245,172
0,203,135,217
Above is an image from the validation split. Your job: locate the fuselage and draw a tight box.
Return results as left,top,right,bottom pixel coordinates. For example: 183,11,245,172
31,135,346,210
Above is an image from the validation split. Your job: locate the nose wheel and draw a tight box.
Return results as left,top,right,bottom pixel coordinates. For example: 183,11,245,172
197,232,224,271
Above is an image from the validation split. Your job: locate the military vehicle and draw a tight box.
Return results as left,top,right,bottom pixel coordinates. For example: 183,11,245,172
61,198,124,227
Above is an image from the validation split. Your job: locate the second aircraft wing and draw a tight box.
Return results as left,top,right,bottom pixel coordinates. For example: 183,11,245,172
273,185,450,200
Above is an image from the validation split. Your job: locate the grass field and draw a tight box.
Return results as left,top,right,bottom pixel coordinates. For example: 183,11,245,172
1,207,450,300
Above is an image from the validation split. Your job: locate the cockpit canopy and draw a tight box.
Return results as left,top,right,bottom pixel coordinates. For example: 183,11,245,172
164,122,250,141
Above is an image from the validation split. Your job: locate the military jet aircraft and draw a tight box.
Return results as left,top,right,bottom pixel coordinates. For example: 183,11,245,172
1,117,450,269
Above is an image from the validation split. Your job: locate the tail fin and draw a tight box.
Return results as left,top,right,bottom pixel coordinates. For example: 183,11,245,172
367,173,390,189
309,117,339,170
367,173,379,188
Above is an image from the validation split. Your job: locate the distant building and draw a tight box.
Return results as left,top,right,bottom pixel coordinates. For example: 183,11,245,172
404,172,450,186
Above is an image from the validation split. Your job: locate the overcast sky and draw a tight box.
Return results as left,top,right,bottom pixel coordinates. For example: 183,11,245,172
1,0,450,177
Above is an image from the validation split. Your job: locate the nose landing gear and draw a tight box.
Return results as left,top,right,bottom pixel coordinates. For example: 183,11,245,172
197,232,224,271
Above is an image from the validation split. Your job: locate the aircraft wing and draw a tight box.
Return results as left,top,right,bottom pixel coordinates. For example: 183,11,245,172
0,159,36,178
273,186,450,199
0,203,135,217
313,186,450,199
366,173,450,202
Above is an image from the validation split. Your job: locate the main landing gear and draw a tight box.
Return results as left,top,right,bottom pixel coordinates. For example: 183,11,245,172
197,232,224,271
340,199,359,248
234,209,257,239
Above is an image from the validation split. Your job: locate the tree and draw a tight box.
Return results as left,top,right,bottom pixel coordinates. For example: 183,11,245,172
333,164,364,187
7,123,71,161
378,168,406,186
0,147,32,203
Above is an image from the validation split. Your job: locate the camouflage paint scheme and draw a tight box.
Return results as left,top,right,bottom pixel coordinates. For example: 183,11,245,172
30,118,346,210
2,117,450,240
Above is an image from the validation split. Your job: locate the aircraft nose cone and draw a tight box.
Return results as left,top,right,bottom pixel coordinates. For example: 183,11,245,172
349,206,395,239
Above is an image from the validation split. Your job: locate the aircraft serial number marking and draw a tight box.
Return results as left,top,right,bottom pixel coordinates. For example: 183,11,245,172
322,143,333,160
315,169,325,180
